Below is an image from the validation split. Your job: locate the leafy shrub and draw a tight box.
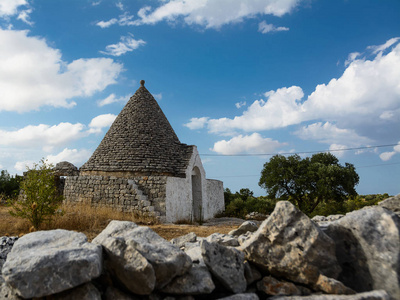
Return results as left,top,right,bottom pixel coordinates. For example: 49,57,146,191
9,159,63,230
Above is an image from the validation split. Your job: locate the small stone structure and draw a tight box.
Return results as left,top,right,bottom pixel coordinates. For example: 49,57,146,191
61,80,224,222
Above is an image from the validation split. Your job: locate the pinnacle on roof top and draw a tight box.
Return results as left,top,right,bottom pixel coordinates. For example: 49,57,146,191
140,79,145,87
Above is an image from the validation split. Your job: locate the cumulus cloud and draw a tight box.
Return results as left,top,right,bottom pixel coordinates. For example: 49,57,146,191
0,29,123,112
88,114,117,133
235,101,246,109
379,142,400,161
295,122,372,147
0,123,86,151
46,148,92,166
97,18,118,28
0,0,27,17
207,86,304,134
97,93,130,106
211,133,286,155
184,117,209,130
185,37,400,154
258,21,289,34
100,34,145,56
14,160,35,172
192,38,400,140
97,0,300,29
367,37,400,54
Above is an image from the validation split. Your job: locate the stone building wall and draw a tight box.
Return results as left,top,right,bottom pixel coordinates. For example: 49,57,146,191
63,175,167,220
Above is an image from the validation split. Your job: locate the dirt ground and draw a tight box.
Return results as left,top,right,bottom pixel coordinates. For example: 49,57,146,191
0,205,242,241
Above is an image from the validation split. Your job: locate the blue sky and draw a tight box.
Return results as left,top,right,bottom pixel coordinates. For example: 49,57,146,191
0,0,399,196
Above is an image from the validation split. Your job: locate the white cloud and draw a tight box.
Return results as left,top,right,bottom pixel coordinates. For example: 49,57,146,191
207,86,304,134
97,93,129,106
100,34,146,56
116,2,124,11
211,133,286,155
0,123,86,150
96,18,118,28
345,52,361,66
153,93,162,101
380,142,400,161
88,114,117,133
46,148,92,167
184,117,209,130
0,29,123,112
190,38,400,149
16,8,32,25
295,122,372,146
0,0,27,17
328,144,348,158
367,37,400,54
235,101,246,108
258,21,289,34
14,160,35,172
97,0,300,29
92,1,101,6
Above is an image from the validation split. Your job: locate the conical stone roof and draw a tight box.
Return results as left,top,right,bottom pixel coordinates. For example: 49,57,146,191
80,81,193,177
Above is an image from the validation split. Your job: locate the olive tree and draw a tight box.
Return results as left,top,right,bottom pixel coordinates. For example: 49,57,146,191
259,152,359,215
9,159,63,230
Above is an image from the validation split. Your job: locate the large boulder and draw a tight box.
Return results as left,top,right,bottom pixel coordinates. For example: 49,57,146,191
271,290,390,299
325,206,400,299
161,265,215,295
240,201,340,289
378,194,400,217
205,233,239,247
2,230,102,299
201,240,247,294
50,282,101,300
93,220,192,293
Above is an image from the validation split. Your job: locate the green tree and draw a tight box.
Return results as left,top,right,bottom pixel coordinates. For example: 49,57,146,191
0,170,22,199
259,152,359,215
9,159,63,230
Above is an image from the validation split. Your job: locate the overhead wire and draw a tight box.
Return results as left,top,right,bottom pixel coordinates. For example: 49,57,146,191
200,143,399,157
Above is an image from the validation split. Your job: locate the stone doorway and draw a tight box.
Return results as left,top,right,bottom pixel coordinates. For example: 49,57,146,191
191,167,203,222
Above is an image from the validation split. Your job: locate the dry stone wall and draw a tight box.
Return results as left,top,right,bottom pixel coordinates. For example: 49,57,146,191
63,175,168,219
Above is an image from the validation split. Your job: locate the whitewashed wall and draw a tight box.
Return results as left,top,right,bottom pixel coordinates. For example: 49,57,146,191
165,146,224,223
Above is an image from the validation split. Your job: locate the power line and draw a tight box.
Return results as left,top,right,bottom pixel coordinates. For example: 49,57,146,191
212,161,400,179
200,143,399,157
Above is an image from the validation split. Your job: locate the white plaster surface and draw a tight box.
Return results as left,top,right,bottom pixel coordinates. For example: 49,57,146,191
165,147,224,223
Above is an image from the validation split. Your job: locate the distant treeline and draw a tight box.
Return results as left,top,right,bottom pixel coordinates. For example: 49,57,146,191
0,170,22,200
222,188,391,219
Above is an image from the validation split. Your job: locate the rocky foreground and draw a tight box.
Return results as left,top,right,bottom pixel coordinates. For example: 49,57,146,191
0,194,399,300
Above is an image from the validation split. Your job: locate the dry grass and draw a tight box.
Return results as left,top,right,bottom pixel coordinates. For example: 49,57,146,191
0,203,238,241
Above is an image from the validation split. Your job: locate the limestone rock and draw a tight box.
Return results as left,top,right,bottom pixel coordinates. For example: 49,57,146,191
171,232,197,249
325,207,400,299
0,276,20,300
162,265,215,295
184,243,205,266
229,221,259,237
206,232,239,247
271,289,390,299
312,274,355,295
93,220,192,291
217,293,259,300
378,194,400,217
240,201,340,288
257,276,301,296
51,282,101,300
2,230,102,299
104,286,139,300
92,220,155,295
243,261,262,286
0,236,18,272
201,240,246,294
245,211,269,220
